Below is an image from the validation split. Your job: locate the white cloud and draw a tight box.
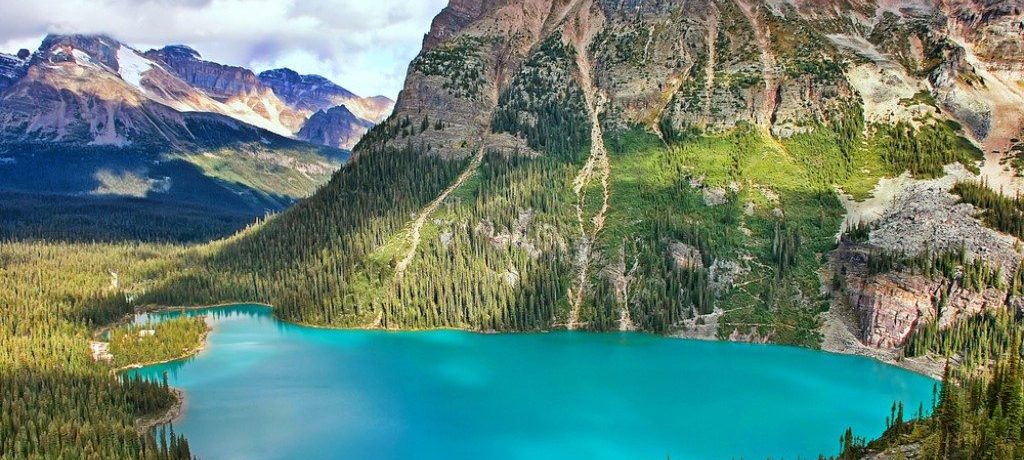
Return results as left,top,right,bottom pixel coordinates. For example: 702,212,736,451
0,0,448,98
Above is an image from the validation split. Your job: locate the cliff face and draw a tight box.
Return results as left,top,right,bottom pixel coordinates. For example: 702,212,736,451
379,0,1022,156
147,45,262,100
145,46,306,135
297,105,375,150
421,0,491,49
257,68,394,123
0,52,27,91
836,245,1010,349
378,0,899,160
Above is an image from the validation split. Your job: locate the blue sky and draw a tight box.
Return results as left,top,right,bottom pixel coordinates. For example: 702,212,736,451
0,0,449,98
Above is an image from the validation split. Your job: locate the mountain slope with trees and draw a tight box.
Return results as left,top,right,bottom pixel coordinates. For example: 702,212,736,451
4,0,1024,458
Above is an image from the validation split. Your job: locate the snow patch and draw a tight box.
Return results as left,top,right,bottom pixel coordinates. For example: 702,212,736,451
71,49,103,71
116,46,155,92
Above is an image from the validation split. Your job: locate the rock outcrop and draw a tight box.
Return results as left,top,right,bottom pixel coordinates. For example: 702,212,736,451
0,51,27,91
258,68,393,123
145,45,306,135
297,105,374,150
836,243,1012,350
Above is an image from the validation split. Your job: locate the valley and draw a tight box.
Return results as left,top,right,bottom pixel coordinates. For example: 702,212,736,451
0,34,393,242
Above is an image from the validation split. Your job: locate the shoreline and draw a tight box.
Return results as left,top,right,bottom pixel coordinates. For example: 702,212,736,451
135,387,187,435
119,301,942,379
819,298,946,380
101,314,213,433
104,299,943,438
112,326,212,375
108,299,943,433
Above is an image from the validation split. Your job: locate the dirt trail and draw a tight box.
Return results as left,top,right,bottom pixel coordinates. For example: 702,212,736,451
734,0,778,129
701,6,720,127
394,43,510,278
566,2,612,330
394,144,485,278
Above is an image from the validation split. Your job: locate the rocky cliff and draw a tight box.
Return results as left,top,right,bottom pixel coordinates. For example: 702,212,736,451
145,45,307,135
0,50,27,91
297,105,375,150
258,68,393,123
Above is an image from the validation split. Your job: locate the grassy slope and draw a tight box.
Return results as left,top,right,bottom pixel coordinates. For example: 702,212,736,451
600,126,846,346
181,144,347,202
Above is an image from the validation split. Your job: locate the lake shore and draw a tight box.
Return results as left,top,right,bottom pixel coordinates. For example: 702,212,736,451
136,388,187,434
103,316,211,433
819,299,946,379
117,303,937,460
118,301,942,383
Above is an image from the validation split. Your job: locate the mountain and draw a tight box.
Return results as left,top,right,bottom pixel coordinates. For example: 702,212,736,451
257,68,394,123
0,34,348,242
155,0,1024,341
0,49,28,91
143,45,307,136
4,1,1024,459
124,0,1021,453
297,105,375,150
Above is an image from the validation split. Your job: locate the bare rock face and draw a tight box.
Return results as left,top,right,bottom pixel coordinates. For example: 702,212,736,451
422,0,489,50
0,51,28,91
147,45,261,100
297,105,374,150
380,0,560,158
867,165,1022,274
836,243,1011,350
846,269,937,348
944,0,1024,65
669,242,704,270
146,46,306,134
258,68,394,123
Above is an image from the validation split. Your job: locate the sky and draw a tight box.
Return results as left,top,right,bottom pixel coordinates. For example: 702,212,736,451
0,0,449,98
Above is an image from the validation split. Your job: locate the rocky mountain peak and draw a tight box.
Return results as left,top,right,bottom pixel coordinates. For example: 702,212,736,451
258,67,393,123
38,34,123,70
154,44,202,61
144,45,263,100
296,104,374,150
258,67,356,100
422,0,490,49
0,52,28,91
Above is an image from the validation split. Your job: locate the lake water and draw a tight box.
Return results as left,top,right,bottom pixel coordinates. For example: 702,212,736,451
128,304,936,460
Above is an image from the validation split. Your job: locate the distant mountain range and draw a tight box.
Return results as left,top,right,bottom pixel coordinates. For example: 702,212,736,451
0,34,394,242
0,35,393,150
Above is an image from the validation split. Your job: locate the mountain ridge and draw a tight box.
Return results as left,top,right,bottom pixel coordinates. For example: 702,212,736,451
146,0,1024,366
0,33,363,242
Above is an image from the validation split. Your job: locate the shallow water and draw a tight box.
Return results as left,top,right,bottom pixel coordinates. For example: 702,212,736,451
129,305,936,460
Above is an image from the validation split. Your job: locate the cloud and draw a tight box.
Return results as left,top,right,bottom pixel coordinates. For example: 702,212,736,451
0,0,448,98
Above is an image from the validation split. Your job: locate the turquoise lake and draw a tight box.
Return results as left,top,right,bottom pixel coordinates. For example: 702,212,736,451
128,305,936,460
